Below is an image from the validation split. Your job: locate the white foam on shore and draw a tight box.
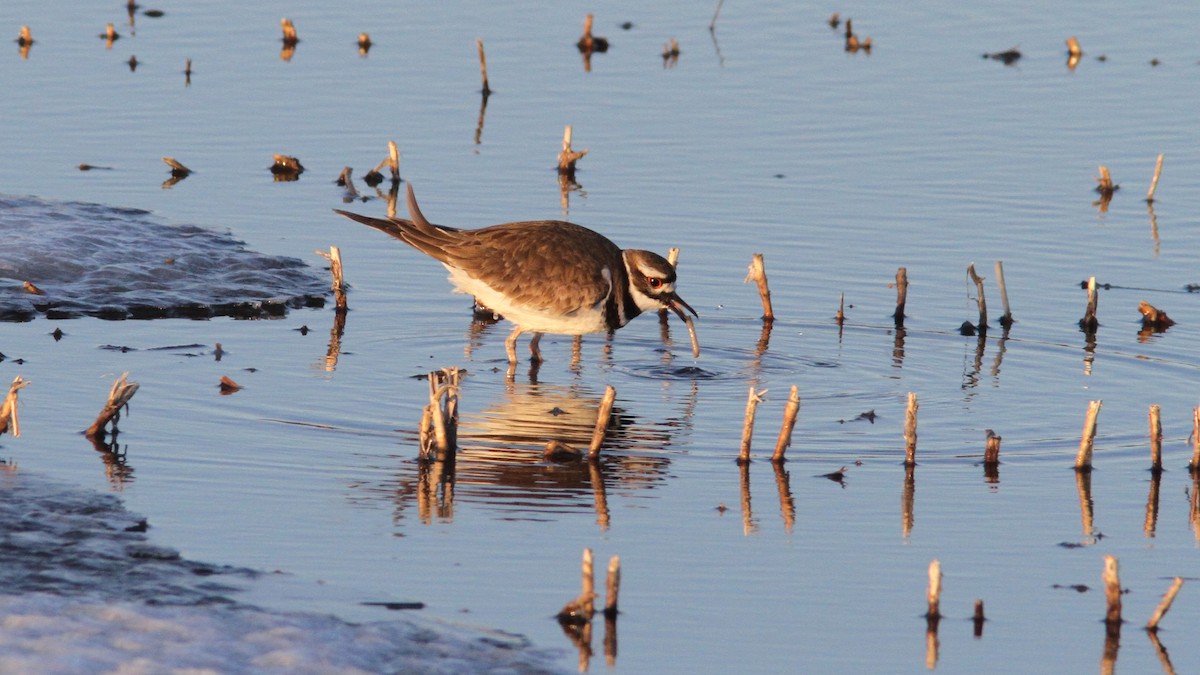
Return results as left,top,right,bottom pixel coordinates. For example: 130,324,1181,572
0,470,561,674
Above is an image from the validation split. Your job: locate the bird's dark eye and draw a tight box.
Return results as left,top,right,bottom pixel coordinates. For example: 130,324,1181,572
646,277,662,289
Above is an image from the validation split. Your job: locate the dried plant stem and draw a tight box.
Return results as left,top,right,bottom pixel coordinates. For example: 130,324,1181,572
666,247,679,267
588,386,617,459
903,392,919,466
316,246,347,311
1103,555,1122,627
738,387,767,463
1066,36,1082,58
984,429,1001,465
280,18,298,45
926,559,942,619
1146,577,1183,631
745,254,775,322
557,125,589,177
604,556,621,618
772,385,800,462
1148,405,1163,473
836,292,846,326
967,263,987,330
892,267,908,327
1146,153,1164,202
426,368,460,455
581,548,595,618
476,38,491,95
1191,406,1200,472
710,0,725,30
972,599,986,636
0,376,30,437
1080,276,1099,333
994,261,1013,328
85,373,139,438
1076,400,1103,470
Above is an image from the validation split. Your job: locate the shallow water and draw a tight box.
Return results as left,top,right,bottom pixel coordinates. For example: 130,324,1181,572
2,1,1200,672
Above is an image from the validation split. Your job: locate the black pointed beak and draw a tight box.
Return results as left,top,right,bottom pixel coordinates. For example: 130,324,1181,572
668,293,698,321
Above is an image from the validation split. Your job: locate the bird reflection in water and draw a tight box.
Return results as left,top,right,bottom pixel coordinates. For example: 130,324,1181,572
362,381,688,529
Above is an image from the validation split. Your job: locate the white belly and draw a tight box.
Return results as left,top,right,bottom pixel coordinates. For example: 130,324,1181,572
445,266,611,335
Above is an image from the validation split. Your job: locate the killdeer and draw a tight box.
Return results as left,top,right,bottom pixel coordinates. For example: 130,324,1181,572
335,184,698,364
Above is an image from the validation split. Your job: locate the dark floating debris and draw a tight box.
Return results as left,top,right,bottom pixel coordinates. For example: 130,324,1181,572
662,38,680,67
269,154,305,180
360,601,425,611
161,157,191,188
218,376,242,395
143,9,165,18
184,58,193,86
1052,583,1091,592
828,13,840,29
983,46,1021,65
843,18,871,53
99,23,120,46
576,14,609,53
818,466,848,484
126,55,138,72
1138,300,1174,332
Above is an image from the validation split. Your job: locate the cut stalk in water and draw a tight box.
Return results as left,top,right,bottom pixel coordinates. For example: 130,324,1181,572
1148,405,1163,474
1146,577,1183,631
0,376,30,437
603,555,621,618
477,38,491,96
1076,400,1103,470
904,392,919,465
772,385,800,462
738,386,767,463
558,125,589,179
984,429,1001,466
994,261,1013,328
85,372,139,439
926,559,942,619
1080,276,1099,333
892,267,908,328
745,254,775,322
316,246,347,311
588,385,617,459
1191,405,1200,473
967,263,987,332
1146,153,1164,202
1103,555,1122,627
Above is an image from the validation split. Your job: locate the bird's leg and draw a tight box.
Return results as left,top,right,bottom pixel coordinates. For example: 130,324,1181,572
528,332,544,363
505,325,523,365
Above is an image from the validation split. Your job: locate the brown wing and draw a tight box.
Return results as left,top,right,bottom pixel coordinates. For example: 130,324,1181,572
336,184,625,314
447,220,625,315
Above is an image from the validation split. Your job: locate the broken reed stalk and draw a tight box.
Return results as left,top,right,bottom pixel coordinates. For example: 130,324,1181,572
18,25,33,46
771,385,800,462
972,599,986,632
604,555,621,618
0,376,30,437
738,386,767,463
1080,276,1099,333
666,247,679,267
926,559,942,619
1190,406,1200,472
893,267,908,327
476,38,490,96
984,429,1001,465
836,292,845,326
316,246,347,311
280,18,298,46
1148,405,1163,473
1066,36,1082,58
1102,555,1122,627
903,392,919,466
1095,166,1116,196
85,373,139,438
1146,577,1183,631
1146,153,1164,202
161,157,191,176
587,385,617,460
967,263,987,330
1076,400,1103,470
581,548,595,618
710,0,725,31
557,125,589,177
426,369,460,455
745,254,775,322
994,261,1013,328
